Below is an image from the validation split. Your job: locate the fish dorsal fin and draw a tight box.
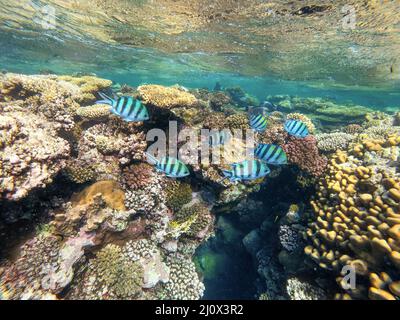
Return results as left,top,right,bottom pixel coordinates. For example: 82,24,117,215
96,92,114,105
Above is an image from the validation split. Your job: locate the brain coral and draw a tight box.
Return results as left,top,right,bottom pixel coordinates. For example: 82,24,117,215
305,136,400,299
137,84,198,109
0,106,70,200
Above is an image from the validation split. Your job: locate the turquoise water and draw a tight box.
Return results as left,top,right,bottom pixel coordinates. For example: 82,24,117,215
1,1,400,301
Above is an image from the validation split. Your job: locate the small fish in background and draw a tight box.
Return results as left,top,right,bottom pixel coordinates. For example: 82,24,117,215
96,92,149,122
222,159,270,182
146,153,190,178
249,114,268,132
209,130,232,147
284,119,309,138
254,144,287,165
247,105,268,118
260,101,278,112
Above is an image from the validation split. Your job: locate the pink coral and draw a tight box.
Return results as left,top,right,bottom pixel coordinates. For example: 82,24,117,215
282,136,327,177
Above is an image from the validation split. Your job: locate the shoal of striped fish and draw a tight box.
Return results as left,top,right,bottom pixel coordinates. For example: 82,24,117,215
96,92,149,122
284,119,309,138
146,153,190,178
254,144,287,165
222,160,270,182
249,114,268,132
208,130,231,147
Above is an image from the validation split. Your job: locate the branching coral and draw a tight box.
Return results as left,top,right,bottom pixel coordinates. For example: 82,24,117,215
165,181,193,211
168,202,213,240
158,255,205,300
316,132,355,153
282,136,328,177
75,104,111,119
122,163,154,191
69,244,143,300
0,106,70,200
76,123,147,179
226,113,251,130
305,140,400,299
138,85,198,109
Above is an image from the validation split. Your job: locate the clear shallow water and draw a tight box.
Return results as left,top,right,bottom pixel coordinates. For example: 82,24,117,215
1,0,400,301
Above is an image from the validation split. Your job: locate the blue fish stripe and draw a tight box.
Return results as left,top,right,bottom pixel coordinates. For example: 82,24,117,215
125,97,134,117
131,100,143,120
228,160,270,180
250,114,267,131
115,97,123,114
285,120,309,138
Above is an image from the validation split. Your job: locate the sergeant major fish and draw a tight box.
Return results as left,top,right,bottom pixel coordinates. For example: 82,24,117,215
222,160,270,182
254,144,287,165
284,119,309,138
97,92,149,122
146,153,190,178
249,114,268,132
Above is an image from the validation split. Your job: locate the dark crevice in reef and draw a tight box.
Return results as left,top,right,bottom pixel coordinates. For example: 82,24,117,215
0,173,86,261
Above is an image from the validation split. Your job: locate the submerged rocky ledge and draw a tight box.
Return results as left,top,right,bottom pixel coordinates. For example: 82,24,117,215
0,73,399,300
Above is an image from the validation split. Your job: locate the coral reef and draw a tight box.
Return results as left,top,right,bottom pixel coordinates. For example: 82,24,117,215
76,104,111,120
122,163,154,191
270,95,376,128
158,255,205,300
282,136,328,177
305,131,400,299
286,113,316,134
0,106,70,200
286,277,326,300
137,85,198,109
316,132,355,153
165,181,193,212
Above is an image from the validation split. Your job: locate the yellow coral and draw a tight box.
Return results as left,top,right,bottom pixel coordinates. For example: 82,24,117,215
137,84,198,109
305,149,400,299
71,180,126,211
76,104,111,119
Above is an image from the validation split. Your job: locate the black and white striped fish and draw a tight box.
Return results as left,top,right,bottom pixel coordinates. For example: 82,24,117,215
249,114,268,132
284,120,309,138
222,160,270,182
146,153,190,178
97,92,149,122
254,144,287,165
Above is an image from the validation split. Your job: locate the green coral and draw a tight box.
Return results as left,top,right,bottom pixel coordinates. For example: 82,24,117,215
168,203,211,239
165,181,192,211
89,244,143,299
64,162,96,184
